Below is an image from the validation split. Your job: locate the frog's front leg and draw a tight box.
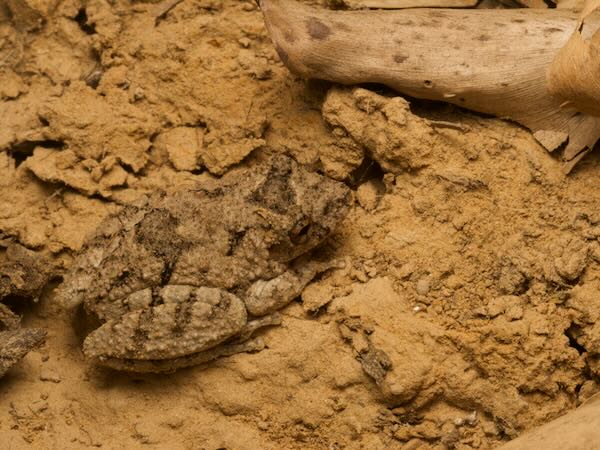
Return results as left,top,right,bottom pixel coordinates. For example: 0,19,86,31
83,286,248,365
244,258,344,316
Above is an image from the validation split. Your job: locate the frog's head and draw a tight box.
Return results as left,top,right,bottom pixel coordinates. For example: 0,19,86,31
249,155,351,262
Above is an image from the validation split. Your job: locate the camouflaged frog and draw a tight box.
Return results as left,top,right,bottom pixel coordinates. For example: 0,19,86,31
58,155,351,372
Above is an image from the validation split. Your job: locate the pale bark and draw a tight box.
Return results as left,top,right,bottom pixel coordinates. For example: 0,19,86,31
498,394,600,450
340,0,478,9
260,0,600,169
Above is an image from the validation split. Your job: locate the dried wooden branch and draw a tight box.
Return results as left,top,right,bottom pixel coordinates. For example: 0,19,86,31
498,394,600,450
337,0,479,9
260,0,600,170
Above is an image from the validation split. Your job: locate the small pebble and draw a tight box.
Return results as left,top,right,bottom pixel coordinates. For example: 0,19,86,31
356,180,383,211
360,228,375,239
505,305,523,321
465,411,477,426
133,87,145,101
555,252,587,281
162,417,184,429
39,369,61,383
238,37,251,48
487,296,516,318
445,275,463,290
29,400,49,414
393,262,415,280
473,306,487,317
416,277,431,295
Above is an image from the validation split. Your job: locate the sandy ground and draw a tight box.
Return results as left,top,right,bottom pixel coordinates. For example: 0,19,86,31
2,0,600,448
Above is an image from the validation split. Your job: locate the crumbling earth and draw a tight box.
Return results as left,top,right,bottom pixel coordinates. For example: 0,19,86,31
0,243,48,377
2,0,600,449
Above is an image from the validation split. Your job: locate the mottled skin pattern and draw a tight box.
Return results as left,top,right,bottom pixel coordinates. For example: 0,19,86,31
58,155,351,372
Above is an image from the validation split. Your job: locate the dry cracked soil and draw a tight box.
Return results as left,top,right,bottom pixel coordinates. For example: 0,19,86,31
1,0,600,449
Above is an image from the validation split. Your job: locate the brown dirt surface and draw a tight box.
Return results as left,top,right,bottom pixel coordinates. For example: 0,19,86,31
1,0,600,449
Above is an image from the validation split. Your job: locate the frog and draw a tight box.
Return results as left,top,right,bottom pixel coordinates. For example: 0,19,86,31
57,154,351,372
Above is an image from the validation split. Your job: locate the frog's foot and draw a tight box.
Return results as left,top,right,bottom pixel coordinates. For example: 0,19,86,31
244,258,346,316
237,313,282,341
83,286,248,366
93,337,267,373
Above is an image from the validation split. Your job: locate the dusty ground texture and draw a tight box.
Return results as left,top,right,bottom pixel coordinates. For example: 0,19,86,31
2,0,600,448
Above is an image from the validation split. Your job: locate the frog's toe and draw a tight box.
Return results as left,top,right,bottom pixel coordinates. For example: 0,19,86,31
83,286,247,361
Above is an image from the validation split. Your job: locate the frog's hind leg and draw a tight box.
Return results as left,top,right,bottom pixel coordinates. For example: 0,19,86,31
96,313,283,372
82,286,248,367
97,314,284,372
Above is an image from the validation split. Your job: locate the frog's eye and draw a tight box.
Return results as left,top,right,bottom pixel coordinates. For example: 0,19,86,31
289,217,312,245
